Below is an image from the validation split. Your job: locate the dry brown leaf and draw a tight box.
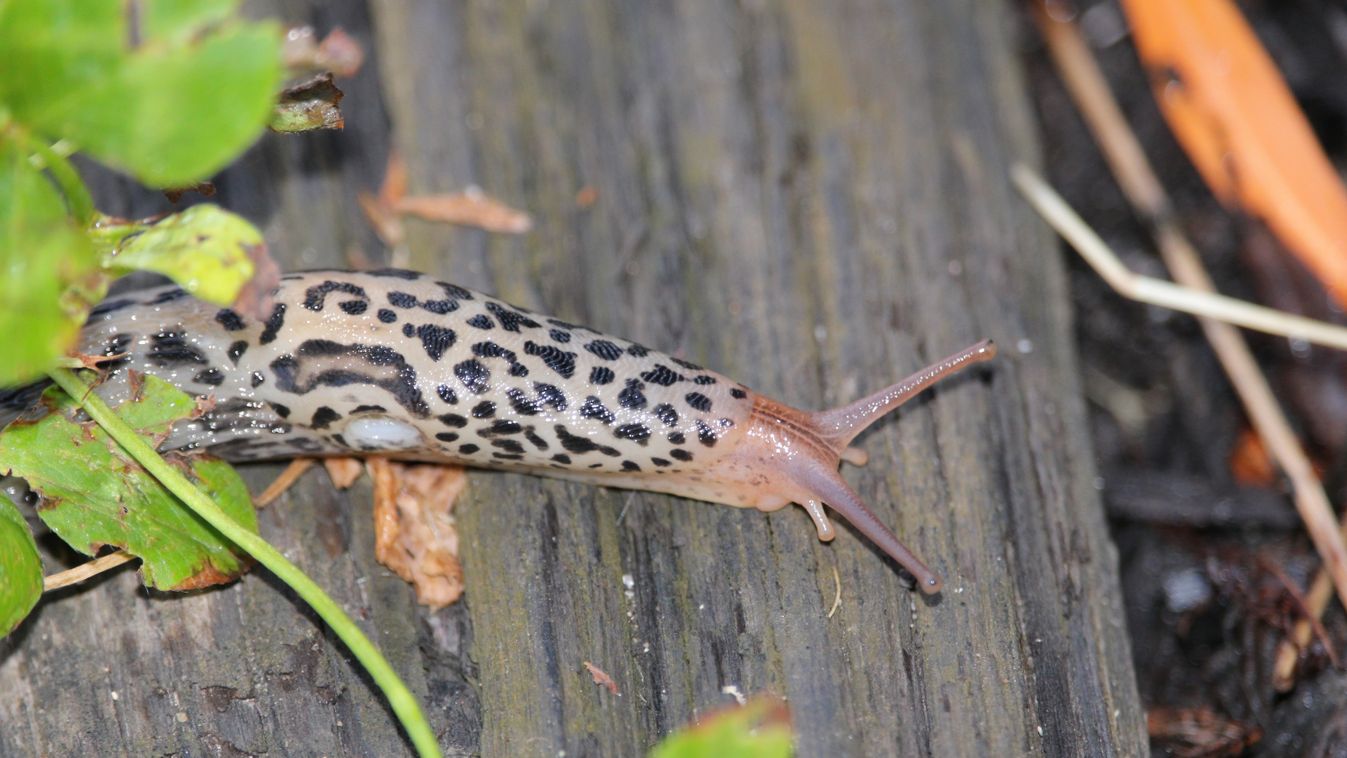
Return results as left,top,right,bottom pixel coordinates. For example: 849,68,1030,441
1122,0,1347,308
582,661,620,695
1146,707,1261,758
323,457,365,489
394,187,533,234
368,458,467,609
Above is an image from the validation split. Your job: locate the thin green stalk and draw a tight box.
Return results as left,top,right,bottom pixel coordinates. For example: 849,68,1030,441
24,135,96,225
47,368,442,758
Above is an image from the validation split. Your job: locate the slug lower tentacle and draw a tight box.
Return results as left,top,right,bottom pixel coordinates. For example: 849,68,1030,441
1,269,994,592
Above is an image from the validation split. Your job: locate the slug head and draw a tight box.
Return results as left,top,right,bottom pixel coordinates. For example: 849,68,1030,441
727,340,996,594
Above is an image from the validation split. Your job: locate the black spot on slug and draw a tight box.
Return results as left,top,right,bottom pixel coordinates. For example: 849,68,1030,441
618,379,647,410
310,406,342,430
437,281,474,300
589,366,615,385
549,328,571,343
670,449,693,462
455,359,491,394
352,404,386,413
505,388,541,416
667,432,686,445
420,299,458,315
215,309,246,331
652,457,671,467
270,402,291,418
305,280,368,311
472,400,496,418
484,419,523,436
524,340,576,378
148,330,208,366
585,339,623,361
459,443,480,454
640,365,682,386
580,396,615,424
387,291,418,308
467,314,494,329
613,423,651,445
436,432,459,442
193,368,224,386
89,298,136,319
490,438,526,454
414,323,457,361
534,383,567,411
671,357,703,371
251,371,265,388
524,428,549,450
554,425,620,457
369,268,421,280
269,339,430,418
437,384,458,405
439,413,468,428
340,300,368,315
693,375,717,385
227,340,248,365
652,403,679,427
626,344,650,357
551,454,571,465
685,392,712,412
259,303,287,345
378,309,398,323
486,301,540,332
149,287,189,305
696,420,718,446
621,460,641,472
730,387,748,399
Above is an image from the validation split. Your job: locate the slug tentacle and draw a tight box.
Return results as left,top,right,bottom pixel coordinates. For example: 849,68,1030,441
723,341,996,594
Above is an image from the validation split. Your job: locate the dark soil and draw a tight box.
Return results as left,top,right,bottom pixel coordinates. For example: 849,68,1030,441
1022,1,1347,755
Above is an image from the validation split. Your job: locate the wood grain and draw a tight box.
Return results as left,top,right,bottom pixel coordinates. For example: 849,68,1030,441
0,1,1146,755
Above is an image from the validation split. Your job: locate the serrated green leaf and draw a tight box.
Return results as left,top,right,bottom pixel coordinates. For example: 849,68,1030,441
0,376,259,591
0,495,43,638
104,204,261,305
0,0,282,186
0,131,100,386
649,697,794,758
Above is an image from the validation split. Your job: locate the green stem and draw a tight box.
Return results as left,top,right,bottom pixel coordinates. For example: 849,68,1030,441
24,136,96,226
46,368,442,758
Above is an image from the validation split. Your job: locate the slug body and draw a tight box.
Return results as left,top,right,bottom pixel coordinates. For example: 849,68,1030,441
9,269,995,592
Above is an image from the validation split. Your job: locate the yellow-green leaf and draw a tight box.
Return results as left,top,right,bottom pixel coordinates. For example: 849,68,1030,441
103,205,262,305
0,495,43,638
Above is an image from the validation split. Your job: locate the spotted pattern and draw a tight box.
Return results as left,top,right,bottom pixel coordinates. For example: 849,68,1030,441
49,271,753,475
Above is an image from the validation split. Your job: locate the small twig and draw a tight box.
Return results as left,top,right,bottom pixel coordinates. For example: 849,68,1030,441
1274,563,1335,691
1011,169,1347,352
43,550,136,591
254,458,316,507
1257,555,1339,669
827,564,842,619
1031,6,1347,629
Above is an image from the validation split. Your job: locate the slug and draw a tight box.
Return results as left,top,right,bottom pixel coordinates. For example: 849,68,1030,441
5,269,994,593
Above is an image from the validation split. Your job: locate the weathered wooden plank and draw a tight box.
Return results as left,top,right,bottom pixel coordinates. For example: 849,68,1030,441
0,1,1145,755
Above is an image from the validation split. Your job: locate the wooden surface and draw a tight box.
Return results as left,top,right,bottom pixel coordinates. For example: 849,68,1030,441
0,1,1146,755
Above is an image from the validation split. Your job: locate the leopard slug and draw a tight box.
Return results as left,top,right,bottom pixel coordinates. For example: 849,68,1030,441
5,269,994,593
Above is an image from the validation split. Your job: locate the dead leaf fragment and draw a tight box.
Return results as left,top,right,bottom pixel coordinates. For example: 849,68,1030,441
1122,0,1347,309
324,457,365,489
271,73,345,132
395,187,533,234
368,458,467,609
229,242,281,322
1146,707,1261,758
583,661,620,695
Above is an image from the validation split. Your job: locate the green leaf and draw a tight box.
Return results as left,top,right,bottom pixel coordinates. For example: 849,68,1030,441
103,205,262,305
0,495,43,638
0,130,101,386
649,696,794,758
0,0,282,186
0,376,259,591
